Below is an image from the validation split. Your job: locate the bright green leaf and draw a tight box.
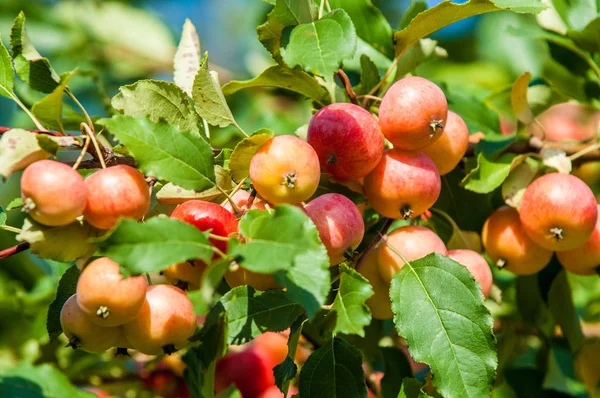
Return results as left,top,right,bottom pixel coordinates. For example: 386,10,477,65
0,34,15,99
46,265,80,341
32,70,77,133
174,19,202,96
0,364,95,398
390,254,497,398
229,131,272,183
299,337,366,398
95,218,215,277
0,129,50,179
6,198,23,211
99,115,215,191
462,153,526,194
330,264,373,337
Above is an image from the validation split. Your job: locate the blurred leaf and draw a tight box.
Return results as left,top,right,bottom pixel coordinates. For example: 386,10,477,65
282,9,357,77
156,166,234,205
0,363,95,398
328,0,394,58
475,135,517,158
358,55,379,96
390,254,497,398
0,206,5,226
515,275,554,336
0,129,50,178
551,0,598,31
548,270,584,352
174,19,202,97
574,341,600,397
446,90,500,136
216,386,243,398
229,131,273,183
46,265,80,341
112,80,204,139
0,34,15,99
192,52,239,129
399,1,427,30
543,342,587,396
31,70,76,134
380,347,414,398
501,159,540,208
222,65,330,106
187,259,230,315
10,12,60,93
568,17,600,53
397,378,432,398
299,338,366,398
462,153,526,194
95,218,214,276
17,219,99,263
330,264,373,337
542,57,587,101
511,72,534,124
99,115,215,191
395,38,447,79
211,286,304,345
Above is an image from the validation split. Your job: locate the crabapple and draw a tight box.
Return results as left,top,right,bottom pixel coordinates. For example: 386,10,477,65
163,260,207,290
304,193,365,265
482,206,552,275
422,110,469,175
364,149,441,220
60,294,120,353
572,161,600,195
357,250,393,320
224,266,280,291
519,173,597,251
215,347,276,398
379,76,448,150
377,226,447,283
251,330,311,365
171,200,239,253
557,205,600,275
249,135,320,204
447,249,493,299
307,103,384,180
529,102,600,142
76,257,147,327
222,189,266,212
83,165,150,229
20,160,87,226
123,285,197,355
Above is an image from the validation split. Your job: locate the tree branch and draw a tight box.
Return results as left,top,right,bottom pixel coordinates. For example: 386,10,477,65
0,242,30,260
336,69,358,105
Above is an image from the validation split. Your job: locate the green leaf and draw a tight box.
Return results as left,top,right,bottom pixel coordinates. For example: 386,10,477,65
515,275,554,336
10,12,60,93
446,90,500,137
156,166,234,205
399,1,427,30
192,52,238,129
174,19,202,96
282,10,357,77
0,363,95,398
99,115,215,191
328,0,394,58
394,0,546,56
229,131,273,183
275,316,306,394
222,65,330,106
394,38,447,79
381,347,414,398
17,219,100,262
187,259,231,315
211,286,304,345
0,34,15,99
358,55,379,96
551,0,598,31
462,153,526,194
501,159,540,208
397,378,432,398
46,265,80,341
216,386,243,398
390,254,497,398
95,218,215,276
112,80,204,139
299,337,366,398
31,70,76,133
274,357,297,392
330,264,373,337
511,72,534,124
543,342,588,396
568,17,600,53
6,198,23,211
36,135,60,156
0,128,50,178
548,270,584,352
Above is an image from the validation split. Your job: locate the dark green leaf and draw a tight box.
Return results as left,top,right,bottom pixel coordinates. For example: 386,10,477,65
358,55,379,96
10,12,60,93
187,258,231,315
274,357,297,392
95,218,214,277
390,254,497,398
0,364,95,398
515,275,554,337
299,338,366,398
275,316,306,394
330,264,373,337
548,270,584,352
31,70,76,133
222,65,330,106
99,115,215,191
112,80,205,139
46,265,80,341
174,19,202,96
381,347,414,398
229,131,273,183
0,33,15,99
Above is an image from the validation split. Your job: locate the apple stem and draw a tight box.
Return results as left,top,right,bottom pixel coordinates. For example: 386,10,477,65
401,205,413,220
96,306,110,319
550,227,564,241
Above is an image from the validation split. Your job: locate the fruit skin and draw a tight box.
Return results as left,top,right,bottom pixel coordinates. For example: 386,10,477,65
224,266,280,291
447,249,493,299
171,200,239,253
77,257,147,327
223,190,266,212
572,161,600,195
83,165,150,229
259,385,298,398
215,347,276,398
357,250,393,320
304,193,365,265
422,111,469,175
482,206,552,275
529,102,600,142
307,103,384,180
557,205,600,275
251,330,311,365
249,135,320,204
60,294,120,353
377,226,447,283
364,149,441,220
123,285,197,355
379,76,448,150
20,160,87,226
163,260,208,290
519,173,598,251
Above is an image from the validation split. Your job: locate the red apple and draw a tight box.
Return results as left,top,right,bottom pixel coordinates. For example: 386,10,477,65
447,249,493,298
215,347,276,398
529,102,600,142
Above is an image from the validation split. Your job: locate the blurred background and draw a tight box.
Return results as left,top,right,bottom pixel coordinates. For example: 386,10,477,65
1,1,597,397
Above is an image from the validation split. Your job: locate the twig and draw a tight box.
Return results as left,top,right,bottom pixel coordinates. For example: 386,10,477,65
336,69,358,105
356,94,382,102
0,242,30,260
354,218,394,270
81,123,106,169
72,137,91,170
0,225,22,234
466,137,600,161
